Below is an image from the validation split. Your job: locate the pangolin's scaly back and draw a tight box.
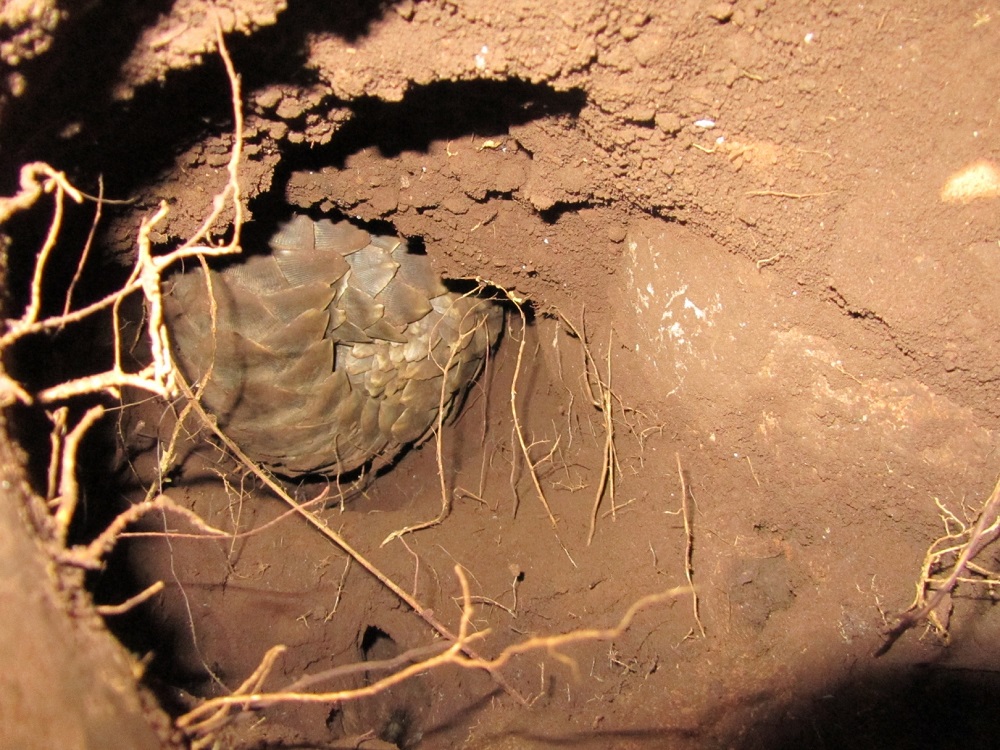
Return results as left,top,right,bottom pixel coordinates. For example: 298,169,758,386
163,215,503,476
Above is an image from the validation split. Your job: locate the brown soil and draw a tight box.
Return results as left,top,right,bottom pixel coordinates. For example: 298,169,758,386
2,1,1000,748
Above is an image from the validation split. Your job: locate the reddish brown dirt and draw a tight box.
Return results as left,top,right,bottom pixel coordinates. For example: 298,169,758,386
3,1,1000,748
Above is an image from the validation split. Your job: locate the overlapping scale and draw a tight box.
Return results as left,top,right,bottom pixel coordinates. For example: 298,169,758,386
162,214,502,477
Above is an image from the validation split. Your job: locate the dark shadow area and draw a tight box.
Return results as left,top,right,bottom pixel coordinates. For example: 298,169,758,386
0,0,175,186
1,211,129,388
320,79,585,163
539,199,604,224
6,41,246,206
0,198,131,499
735,663,1000,750
90,539,219,714
0,0,402,190
455,661,1000,749
253,78,586,222
360,624,395,658
474,726,701,748
275,0,403,43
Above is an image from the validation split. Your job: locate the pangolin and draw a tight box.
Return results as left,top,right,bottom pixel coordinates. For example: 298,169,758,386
162,215,502,477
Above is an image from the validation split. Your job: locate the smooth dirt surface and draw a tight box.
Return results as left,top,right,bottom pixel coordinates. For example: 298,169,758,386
3,1,1000,748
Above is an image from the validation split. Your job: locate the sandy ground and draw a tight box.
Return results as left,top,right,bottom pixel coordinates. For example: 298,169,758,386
2,1,1000,748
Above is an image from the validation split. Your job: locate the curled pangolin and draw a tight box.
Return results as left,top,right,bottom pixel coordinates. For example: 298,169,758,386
163,215,503,477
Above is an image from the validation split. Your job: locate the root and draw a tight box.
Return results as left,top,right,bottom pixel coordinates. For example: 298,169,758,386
876,475,1000,656
95,580,166,617
381,286,497,545
50,405,106,544
499,284,560,526
176,564,691,746
0,17,244,539
555,309,619,546
487,281,579,567
57,494,228,570
177,376,525,703
675,453,705,638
